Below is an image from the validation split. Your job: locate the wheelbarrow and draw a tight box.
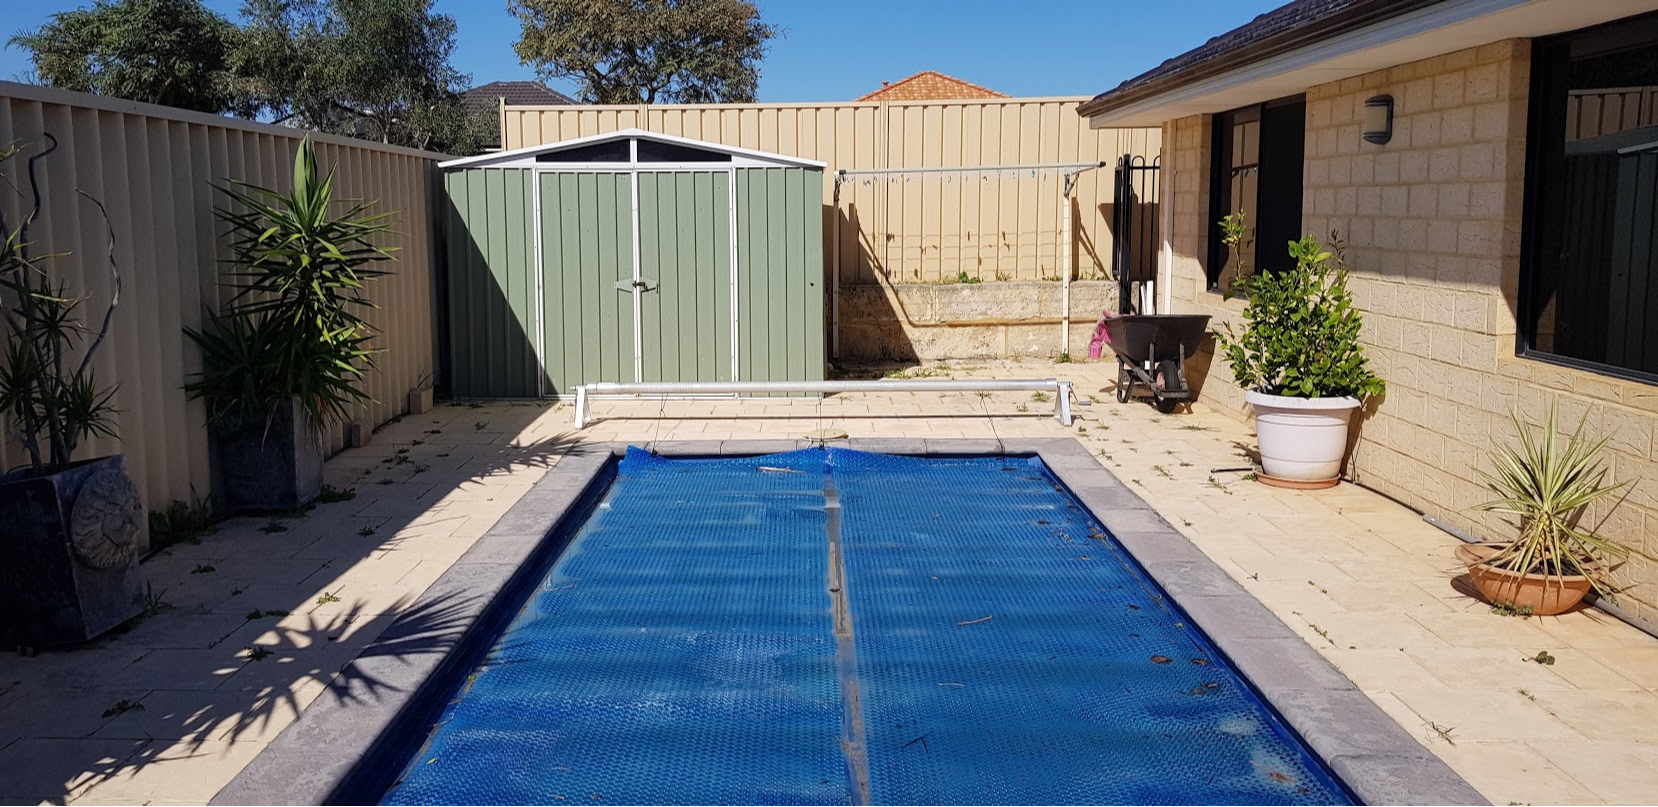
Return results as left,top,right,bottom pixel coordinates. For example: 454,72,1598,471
1103,314,1212,413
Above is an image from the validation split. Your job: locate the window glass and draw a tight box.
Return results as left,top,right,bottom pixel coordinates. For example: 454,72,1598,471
1208,99,1303,293
535,139,630,162
1524,12,1658,380
636,139,732,162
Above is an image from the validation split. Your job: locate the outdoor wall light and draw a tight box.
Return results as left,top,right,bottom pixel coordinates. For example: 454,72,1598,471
1363,95,1394,145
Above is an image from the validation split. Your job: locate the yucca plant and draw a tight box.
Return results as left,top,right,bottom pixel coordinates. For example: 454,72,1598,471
0,136,122,474
1475,408,1630,597
184,134,396,428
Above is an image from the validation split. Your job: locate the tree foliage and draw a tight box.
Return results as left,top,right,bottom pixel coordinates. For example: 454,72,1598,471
234,0,487,152
10,0,493,155
9,0,251,115
511,0,779,104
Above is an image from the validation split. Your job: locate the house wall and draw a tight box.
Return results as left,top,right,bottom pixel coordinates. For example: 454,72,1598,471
1163,40,1658,624
0,81,441,524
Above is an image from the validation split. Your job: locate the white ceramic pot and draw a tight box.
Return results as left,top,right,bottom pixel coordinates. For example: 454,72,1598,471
1244,390,1361,485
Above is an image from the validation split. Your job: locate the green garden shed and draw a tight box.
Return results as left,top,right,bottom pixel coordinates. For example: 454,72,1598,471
439,129,826,399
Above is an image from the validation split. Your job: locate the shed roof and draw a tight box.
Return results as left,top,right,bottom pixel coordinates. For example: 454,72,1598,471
438,128,828,170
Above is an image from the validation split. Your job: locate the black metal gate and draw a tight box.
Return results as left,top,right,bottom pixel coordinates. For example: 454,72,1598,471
1112,154,1161,314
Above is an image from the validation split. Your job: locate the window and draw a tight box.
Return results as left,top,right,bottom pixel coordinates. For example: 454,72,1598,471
1522,11,1658,382
636,139,731,163
1207,96,1306,292
535,139,630,162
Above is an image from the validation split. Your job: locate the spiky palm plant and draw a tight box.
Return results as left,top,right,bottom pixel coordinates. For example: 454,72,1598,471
1475,408,1630,597
0,136,122,474
184,134,396,429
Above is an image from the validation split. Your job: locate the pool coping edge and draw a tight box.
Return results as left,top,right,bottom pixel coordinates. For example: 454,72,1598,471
211,438,1487,807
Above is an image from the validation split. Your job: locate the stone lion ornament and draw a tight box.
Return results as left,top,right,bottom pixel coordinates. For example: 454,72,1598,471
70,467,145,570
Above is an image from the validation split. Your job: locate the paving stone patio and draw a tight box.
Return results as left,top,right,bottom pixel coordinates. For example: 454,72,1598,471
2,358,1656,805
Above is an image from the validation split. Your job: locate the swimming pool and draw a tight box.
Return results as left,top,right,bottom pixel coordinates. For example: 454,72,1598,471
377,448,1349,805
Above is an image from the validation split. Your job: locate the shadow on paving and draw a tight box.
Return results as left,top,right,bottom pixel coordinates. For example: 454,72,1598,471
0,404,573,805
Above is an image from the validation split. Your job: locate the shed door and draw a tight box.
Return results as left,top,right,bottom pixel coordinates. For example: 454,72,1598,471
637,171,734,382
539,172,634,397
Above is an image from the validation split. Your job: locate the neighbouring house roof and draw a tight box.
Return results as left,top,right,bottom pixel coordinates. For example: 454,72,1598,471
857,71,1007,102
463,81,576,111
438,128,827,170
1078,0,1658,127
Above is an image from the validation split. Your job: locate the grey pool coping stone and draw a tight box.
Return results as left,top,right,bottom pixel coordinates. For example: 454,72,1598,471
213,438,1486,807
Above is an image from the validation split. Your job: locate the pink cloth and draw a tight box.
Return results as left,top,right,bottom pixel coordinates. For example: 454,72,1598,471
1087,310,1115,359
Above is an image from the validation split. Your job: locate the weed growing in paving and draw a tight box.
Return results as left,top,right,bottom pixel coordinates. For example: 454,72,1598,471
318,485,357,503
358,526,377,537
149,497,217,549
190,564,216,575
243,647,273,662
1031,391,1051,403
141,583,171,616
1490,602,1535,618
245,609,291,620
258,520,288,534
316,591,342,606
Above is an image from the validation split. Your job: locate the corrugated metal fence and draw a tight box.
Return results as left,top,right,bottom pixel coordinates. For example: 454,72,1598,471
502,99,1159,284
0,82,441,511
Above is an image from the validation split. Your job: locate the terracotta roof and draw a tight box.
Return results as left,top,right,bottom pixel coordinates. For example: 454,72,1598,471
1078,0,1447,118
463,81,576,110
857,71,1008,102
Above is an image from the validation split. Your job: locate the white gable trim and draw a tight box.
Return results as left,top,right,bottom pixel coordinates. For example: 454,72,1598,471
439,127,826,170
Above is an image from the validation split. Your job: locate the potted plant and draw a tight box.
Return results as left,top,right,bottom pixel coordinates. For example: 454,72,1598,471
1455,409,1629,616
184,135,396,513
0,137,145,648
1212,219,1385,488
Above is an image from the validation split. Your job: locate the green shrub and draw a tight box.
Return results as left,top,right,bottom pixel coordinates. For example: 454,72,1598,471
1211,228,1384,400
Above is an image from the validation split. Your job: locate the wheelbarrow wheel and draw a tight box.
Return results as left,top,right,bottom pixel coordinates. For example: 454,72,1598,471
1116,363,1132,403
1154,359,1182,413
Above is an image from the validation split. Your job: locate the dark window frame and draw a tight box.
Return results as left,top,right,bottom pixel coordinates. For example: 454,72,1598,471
1207,95,1306,293
1518,11,1658,386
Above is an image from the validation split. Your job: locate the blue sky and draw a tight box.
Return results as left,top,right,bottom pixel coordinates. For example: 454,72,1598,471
2,0,1276,102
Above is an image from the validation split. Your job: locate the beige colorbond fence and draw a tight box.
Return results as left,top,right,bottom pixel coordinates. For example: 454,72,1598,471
503,99,1160,284
0,82,441,511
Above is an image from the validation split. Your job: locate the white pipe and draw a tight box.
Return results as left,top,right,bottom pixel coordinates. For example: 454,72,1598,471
1160,154,1173,316
1061,185,1073,356
838,162,1106,177
571,379,1073,428
831,176,841,360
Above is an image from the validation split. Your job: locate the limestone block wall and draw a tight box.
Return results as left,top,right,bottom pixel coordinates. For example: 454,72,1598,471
1163,40,1658,623
837,280,1115,362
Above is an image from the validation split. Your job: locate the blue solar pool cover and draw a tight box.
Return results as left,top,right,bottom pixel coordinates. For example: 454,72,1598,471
381,448,1352,806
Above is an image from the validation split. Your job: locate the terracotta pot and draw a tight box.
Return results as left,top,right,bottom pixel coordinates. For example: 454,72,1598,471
1455,542,1596,616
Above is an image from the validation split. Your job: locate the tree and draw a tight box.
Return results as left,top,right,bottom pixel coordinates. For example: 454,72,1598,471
234,0,486,152
9,0,251,115
510,0,779,104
